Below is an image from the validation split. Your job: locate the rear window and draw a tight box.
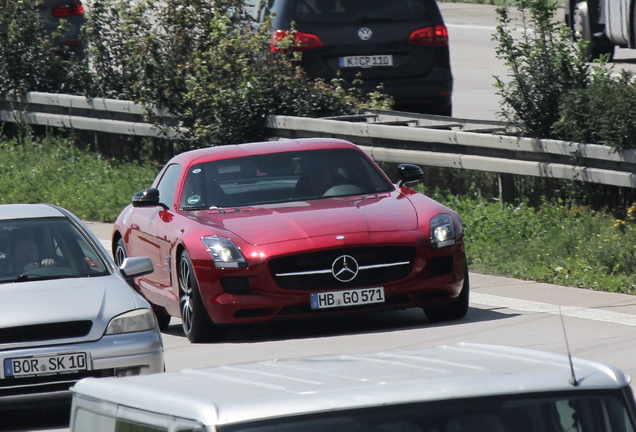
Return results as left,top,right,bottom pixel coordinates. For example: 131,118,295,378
289,0,432,23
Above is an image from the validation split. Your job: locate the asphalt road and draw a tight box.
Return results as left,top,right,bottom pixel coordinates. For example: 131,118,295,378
9,4,636,431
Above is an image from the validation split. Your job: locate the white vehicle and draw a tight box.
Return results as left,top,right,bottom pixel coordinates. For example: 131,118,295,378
565,0,635,59
69,343,636,432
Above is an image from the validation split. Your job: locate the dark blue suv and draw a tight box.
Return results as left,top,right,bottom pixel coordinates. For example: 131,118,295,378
258,0,453,115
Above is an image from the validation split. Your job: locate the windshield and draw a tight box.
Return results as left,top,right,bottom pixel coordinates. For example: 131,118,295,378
221,391,636,432
289,0,432,24
179,149,394,210
0,217,109,283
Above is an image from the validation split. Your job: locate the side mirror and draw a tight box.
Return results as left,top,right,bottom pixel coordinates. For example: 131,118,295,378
119,256,154,280
131,188,167,209
397,164,424,187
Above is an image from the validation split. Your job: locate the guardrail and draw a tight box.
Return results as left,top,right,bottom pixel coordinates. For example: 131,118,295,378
0,92,178,137
3,92,636,191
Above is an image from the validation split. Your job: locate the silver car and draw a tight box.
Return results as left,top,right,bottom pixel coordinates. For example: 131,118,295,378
0,204,164,409
70,343,636,432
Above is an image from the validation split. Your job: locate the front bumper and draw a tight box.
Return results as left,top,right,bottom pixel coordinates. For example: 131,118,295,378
0,329,164,408
194,242,466,324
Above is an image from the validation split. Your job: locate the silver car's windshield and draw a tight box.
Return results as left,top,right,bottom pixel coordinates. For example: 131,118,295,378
179,148,394,210
221,392,636,432
0,217,109,283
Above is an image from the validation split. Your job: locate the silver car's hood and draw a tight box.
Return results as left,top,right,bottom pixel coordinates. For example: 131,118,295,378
0,274,143,347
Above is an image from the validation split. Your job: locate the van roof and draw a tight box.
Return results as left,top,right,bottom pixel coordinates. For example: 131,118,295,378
71,343,630,427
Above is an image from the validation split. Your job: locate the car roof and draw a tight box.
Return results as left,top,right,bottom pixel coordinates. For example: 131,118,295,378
166,138,363,166
0,203,65,221
71,343,630,427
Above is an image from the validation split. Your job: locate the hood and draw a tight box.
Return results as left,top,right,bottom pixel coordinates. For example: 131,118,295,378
191,192,418,245
0,274,140,341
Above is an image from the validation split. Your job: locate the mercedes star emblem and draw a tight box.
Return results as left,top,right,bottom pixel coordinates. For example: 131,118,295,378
332,255,359,282
358,27,373,41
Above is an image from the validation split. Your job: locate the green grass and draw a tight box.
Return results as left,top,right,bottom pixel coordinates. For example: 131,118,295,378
425,187,636,294
3,136,635,294
0,137,159,222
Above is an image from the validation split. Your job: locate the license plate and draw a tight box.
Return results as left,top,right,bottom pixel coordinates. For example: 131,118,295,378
339,55,393,68
310,287,385,309
4,352,88,378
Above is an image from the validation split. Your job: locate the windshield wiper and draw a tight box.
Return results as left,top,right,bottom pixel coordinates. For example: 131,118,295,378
181,205,216,211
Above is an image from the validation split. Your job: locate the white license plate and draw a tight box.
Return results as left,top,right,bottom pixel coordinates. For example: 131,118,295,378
310,287,385,309
4,352,88,378
339,55,393,68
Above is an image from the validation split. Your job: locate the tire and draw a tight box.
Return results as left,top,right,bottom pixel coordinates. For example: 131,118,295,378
573,2,615,60
178,251,228,343
114,237,136,289
424,264,470,323
155,312,172,332
114,237,128,267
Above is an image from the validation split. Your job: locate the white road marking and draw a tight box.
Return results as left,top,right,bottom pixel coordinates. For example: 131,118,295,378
471,292,636,327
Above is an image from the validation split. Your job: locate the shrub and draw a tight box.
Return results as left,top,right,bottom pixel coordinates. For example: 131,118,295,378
555,69,636,151
0,0,89,96
81,0,390,149
492,0,590,139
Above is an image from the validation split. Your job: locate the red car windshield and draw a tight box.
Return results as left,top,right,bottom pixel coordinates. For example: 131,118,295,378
179,149,394,209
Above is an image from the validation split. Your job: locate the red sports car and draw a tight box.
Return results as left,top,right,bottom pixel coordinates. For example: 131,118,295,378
112,138,468,342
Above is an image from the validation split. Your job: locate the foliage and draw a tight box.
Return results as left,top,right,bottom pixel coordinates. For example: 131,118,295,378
492,0,590,139
0,136,158,221
493,0,636,151
81,0,390,148
555,69,636,151
0,0,89,96
424,185,636,294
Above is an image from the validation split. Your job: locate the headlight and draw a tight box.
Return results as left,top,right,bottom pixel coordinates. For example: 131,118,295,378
106,309,157,335
202,236,247,268
431,214,456,250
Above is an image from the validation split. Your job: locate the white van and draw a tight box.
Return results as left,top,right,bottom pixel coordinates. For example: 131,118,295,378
69,343,636,432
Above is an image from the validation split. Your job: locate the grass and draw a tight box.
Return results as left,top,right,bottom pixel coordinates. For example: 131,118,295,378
0,137,159,222
2,136,635,295
425,187,636,294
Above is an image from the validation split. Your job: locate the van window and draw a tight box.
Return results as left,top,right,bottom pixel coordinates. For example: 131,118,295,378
220,392,635,432
73,406,203,432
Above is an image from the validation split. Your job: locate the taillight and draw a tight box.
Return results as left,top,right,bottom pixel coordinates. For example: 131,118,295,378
270,30,323,52
52,3,85,17
408,25,448,46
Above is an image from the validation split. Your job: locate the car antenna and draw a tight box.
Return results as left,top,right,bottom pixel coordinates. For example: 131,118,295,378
559,306,579,386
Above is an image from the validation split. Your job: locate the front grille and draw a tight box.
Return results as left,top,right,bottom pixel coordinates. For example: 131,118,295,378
0,321,93,344
269,247,415,291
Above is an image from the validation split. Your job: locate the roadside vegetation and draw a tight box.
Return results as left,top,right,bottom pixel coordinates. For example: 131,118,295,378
494,0,636,151
0,0,390,156
429,187,636,294
0,137,156,222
